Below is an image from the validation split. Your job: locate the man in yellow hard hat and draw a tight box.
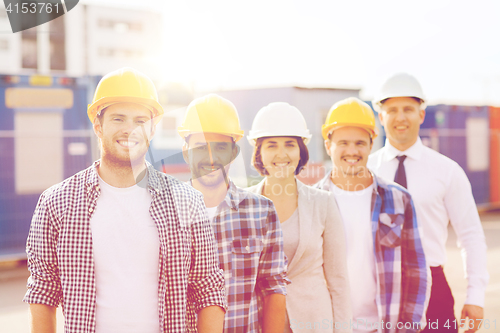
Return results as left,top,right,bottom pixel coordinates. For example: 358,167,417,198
178,94,289,333
315,97,429,333
369,73,488,333
23,68,226,333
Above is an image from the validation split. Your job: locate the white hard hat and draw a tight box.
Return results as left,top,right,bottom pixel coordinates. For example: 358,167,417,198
372,73,426,112
247,102,312,146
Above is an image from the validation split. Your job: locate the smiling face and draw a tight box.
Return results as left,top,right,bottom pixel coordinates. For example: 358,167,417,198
259,137,301,180
378,97,425,151
184,132,238,188
325,126,373,178
93,102,154,167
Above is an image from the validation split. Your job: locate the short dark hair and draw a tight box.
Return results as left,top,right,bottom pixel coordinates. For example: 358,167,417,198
251,137,309,176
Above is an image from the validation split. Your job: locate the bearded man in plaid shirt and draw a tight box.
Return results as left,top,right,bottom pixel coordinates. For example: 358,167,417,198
315,98,429,333
178,94,289,333
23,68,226,333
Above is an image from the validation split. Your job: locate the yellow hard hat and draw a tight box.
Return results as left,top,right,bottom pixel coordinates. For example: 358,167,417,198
322,97,378,140
178,94,244,141
87,67,164,124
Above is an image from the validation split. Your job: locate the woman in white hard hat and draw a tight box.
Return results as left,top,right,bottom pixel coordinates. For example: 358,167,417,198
246,102,352,333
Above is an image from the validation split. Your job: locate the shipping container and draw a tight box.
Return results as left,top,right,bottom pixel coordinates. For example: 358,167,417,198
0,74,96,260
489,106,500,204
420,105,490,205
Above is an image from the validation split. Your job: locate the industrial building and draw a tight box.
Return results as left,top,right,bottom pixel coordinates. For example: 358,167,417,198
0,3,162,79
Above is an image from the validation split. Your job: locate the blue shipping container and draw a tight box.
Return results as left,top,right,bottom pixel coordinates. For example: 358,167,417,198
0,74,96,260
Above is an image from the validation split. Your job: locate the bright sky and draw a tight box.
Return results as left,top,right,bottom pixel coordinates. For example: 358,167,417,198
84,0,500,106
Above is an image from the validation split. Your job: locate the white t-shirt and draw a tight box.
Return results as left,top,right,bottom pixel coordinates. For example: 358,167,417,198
330,181,378,333
206,206,218,222
90,175,160,333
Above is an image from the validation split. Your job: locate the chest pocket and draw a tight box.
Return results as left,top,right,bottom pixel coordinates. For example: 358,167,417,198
378,213,404,248
231,238,263,281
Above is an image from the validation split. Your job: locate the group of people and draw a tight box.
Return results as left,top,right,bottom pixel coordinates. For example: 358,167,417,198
23,68,488,333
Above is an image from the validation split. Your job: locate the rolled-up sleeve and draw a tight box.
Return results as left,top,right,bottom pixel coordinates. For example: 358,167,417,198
23,191,62,307
256,201,290,297
187,194,227,313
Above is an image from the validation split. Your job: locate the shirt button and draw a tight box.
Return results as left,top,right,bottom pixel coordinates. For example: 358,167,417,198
245,245,250,252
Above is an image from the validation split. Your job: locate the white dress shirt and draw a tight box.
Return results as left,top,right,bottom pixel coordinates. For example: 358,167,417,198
368,137,489,307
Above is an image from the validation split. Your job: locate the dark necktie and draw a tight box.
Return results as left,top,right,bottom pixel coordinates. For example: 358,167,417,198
394,155,407,189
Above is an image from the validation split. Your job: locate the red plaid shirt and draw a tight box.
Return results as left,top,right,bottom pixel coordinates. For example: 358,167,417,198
24,161,226,333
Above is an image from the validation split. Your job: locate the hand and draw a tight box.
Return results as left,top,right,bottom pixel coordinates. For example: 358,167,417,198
460,304,484,333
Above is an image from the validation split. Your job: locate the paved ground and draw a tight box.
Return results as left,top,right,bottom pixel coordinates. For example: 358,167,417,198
1,214,499,333
444,213,500,333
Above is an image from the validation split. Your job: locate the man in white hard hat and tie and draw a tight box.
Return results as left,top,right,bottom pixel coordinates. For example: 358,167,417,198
368,73,488,333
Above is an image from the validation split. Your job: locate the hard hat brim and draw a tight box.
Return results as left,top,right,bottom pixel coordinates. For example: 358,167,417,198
372,97,427,113
178,129,244,142
88,96,164,125
247,134,311,146
322,123,378,140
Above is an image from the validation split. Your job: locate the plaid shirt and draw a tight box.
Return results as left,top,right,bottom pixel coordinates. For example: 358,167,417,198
205,180,289,333
24,161,226,333
315,171,428,333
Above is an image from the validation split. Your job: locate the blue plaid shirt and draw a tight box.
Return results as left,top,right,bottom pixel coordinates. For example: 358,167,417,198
315,171,429,333
204,180,289,333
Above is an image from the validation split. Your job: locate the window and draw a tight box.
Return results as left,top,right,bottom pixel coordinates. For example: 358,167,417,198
98,18,142,33
49,16,66,70
22,27,37,69
21,14,66,70
98,47,143,59
0,39,8,51
152,106,186,150
98,48,114,57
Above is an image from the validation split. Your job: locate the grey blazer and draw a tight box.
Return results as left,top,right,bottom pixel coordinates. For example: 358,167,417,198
247,179,352,333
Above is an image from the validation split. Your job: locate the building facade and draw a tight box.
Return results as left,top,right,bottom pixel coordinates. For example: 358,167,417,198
0,4,162,80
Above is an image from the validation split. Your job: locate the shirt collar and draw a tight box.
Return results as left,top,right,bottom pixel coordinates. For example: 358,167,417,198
221,179,241,211
189,178,241,211
383,137,424,162
86,160,101,192
145,162,164,193
85,160,163,194
252,177,307,197
316,171,332,191
323,168,381,197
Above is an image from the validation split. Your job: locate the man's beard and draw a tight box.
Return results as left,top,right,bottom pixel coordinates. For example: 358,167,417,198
101,140,148,169
192,163,229,187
